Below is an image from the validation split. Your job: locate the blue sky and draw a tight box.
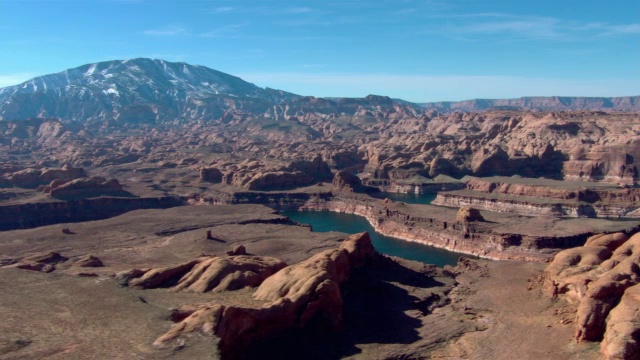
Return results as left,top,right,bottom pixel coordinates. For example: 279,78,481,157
0,0,638,102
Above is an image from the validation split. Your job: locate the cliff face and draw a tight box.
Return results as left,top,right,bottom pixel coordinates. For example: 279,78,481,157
432,178,640,218
0,196,184,230
299,197,560,261
357,111,640,186
382,181,466,194
433,193,640,218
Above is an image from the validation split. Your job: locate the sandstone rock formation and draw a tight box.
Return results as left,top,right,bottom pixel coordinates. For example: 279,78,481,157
128,255,287,294
1,165,85,188
600,283,640,360
433,177,640,218
128,260,200,289
74,255,104,267
172,255,286,293
544,231,640,358
46,176,125,199
456,207,484,223
226,244,247,256
153,232,375,358
7,251,68,273
332,170,378,193
585,233,629,251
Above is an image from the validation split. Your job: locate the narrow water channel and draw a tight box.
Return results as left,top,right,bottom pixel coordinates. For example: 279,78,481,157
281,209,461,267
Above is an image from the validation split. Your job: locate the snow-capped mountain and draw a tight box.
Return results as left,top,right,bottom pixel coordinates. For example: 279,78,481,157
0,58,299,123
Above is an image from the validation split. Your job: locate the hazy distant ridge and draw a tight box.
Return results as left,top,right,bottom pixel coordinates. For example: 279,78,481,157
421,96,640,112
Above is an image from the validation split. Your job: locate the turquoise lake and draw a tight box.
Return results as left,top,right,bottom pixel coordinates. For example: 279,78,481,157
281,209,462,267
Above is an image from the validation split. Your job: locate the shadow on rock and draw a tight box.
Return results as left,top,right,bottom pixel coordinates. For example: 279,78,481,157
241,254,448,360
342,255,445,345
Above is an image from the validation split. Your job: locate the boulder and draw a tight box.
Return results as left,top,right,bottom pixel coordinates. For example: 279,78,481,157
10,251,68,273
24,252,68,264
226,245,247,256
74,255,104,267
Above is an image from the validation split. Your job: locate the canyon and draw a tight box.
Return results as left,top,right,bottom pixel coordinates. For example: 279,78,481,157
0,59,639,359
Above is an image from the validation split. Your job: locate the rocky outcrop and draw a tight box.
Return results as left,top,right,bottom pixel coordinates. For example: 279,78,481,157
47,176,125,199
153,232,375,358
200,167,223,183
464,178,640,204
585,233,629,251
471,145,509,176
288,155,333,182
74,255,104,267
4,251,69,273
332,171,378,193
127,255,287,293
245,171,313,191
1,165,85,188
433,177,640,218
544,232,640,358
575,268,639,342
456,207,484,223
601,283,640,360
172,256,286,293
129,260,200,289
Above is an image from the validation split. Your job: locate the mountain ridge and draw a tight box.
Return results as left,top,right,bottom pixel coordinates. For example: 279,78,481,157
421,96,640,112
0,58,638,124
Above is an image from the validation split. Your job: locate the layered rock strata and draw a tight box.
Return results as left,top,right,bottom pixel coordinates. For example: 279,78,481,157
300,195,601,261
433,177,640,218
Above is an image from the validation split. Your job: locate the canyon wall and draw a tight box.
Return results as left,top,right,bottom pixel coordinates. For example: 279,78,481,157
0,196,184,230
432,178,640,218
381,181,466,194
433,192,640,218
298,196,567,262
